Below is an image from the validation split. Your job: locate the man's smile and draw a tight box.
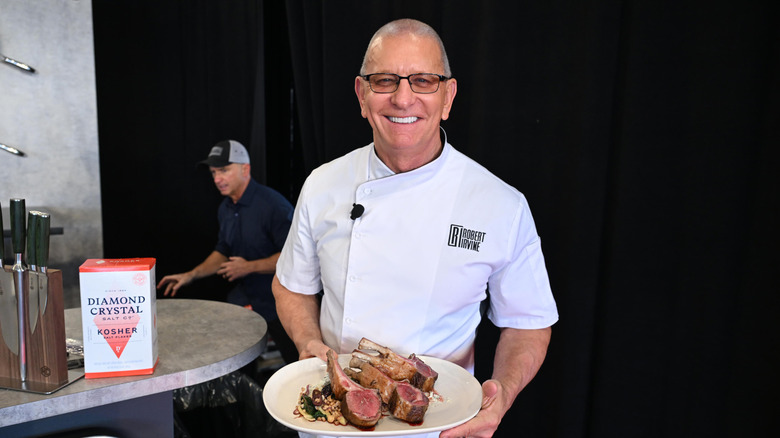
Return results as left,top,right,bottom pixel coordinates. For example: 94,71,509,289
387,116,419,124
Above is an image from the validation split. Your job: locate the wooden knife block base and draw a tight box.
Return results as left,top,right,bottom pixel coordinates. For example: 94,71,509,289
0,269,70,393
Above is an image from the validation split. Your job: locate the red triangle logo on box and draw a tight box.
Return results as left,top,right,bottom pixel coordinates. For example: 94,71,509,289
93,291,141,358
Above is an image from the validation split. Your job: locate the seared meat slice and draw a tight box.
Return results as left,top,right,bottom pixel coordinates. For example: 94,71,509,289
342,390,383,428
346,357,398,404
356,338,439,392
408,355,438,393
326,349,382,428
388,381,429,424
349,352,430,423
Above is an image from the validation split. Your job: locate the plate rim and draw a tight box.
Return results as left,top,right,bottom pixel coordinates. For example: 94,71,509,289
263,354,482,437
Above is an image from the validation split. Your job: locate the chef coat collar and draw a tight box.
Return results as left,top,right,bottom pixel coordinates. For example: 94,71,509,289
368,127,449,181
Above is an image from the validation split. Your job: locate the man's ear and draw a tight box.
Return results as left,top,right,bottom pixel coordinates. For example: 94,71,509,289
440,78,457,121
355,76,368,119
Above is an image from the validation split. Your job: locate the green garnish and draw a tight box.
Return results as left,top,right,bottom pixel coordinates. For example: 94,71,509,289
301,395,327,419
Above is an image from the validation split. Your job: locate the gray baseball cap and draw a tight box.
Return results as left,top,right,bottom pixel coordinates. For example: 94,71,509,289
199,139,250,167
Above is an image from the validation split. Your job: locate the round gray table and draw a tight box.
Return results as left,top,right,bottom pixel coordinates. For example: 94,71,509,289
0,298,267,437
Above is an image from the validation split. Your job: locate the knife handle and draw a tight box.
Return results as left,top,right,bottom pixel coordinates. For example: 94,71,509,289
0,201,4,265
27,211,38,269
10,198,26,257
36,213,50,269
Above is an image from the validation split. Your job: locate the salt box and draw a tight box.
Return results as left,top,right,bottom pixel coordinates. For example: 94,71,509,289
78,258,158,378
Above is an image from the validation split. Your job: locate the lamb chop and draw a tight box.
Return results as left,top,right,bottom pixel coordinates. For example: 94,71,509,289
347,356,430,424
355,338,439,392
388,381,430,424
326,349,382,428
345,358,398,404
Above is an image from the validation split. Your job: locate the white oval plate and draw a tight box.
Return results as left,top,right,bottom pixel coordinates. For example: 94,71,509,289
263,354,482,437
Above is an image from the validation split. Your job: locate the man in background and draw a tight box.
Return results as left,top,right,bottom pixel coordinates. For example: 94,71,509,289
158,139,298,365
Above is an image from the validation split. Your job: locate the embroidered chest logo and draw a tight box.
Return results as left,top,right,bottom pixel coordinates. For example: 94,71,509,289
448,224,487,252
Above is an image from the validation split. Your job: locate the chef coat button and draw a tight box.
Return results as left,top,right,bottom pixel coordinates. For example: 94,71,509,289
363,187,372,195
349,275,357,282
354,232,361,239
345,318,352,325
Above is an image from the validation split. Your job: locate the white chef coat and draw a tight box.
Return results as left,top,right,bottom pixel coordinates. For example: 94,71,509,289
277,140,558,374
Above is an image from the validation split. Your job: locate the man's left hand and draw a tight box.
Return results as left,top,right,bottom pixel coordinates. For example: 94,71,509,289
439,379,505,438
217,256,252,281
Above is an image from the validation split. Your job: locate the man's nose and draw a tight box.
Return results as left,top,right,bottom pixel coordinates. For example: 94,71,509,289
391,78,416,106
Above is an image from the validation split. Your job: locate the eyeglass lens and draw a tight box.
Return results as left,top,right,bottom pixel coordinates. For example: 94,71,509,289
368,74,442,93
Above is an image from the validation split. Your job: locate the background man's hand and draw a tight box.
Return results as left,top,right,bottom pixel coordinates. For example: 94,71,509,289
217,256,253,281
156,272,195,297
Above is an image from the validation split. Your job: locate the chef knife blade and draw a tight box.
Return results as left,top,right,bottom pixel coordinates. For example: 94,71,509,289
27,211,39,334
0,201,19,356
10,198,27,381
36,213,50,317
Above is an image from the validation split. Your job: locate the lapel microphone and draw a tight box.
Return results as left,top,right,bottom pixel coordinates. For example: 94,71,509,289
350,203,365,220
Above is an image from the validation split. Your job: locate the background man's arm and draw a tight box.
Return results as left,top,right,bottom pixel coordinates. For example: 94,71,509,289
157,250,228,296
217,252,281,280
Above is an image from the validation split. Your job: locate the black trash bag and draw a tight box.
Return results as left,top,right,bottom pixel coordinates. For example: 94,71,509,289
174,411,193,438
173,370,297,438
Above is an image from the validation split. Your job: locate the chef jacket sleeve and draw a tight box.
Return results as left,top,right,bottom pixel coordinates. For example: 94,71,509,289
276,179,323,295
487,197,558,329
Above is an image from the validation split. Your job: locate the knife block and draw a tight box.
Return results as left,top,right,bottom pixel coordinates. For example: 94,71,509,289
0,268,67,386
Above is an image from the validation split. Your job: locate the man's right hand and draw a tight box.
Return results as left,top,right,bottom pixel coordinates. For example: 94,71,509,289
156,272,195,297
272,275,328,362
299,339,331,362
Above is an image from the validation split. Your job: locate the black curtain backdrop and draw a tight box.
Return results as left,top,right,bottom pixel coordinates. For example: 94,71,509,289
93,0,298,301
93,1,779,437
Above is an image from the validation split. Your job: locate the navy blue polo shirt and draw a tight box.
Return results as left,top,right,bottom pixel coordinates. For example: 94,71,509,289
215,178,293,322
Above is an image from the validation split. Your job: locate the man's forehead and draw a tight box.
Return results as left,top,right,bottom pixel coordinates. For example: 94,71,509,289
366,33,443,71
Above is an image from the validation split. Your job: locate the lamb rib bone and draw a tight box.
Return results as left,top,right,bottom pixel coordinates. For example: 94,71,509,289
345,357,398,404
356,338,439,392
326,349,382,428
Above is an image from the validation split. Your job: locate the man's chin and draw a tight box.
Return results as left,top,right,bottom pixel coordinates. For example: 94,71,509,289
375,134,430,152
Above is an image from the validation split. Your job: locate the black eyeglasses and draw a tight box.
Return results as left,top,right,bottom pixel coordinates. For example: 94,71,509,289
361,73,450,94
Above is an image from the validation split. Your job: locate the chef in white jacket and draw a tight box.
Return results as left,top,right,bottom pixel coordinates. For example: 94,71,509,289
273,18,558,438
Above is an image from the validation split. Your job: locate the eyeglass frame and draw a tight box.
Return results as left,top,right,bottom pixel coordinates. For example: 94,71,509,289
360,73,451,94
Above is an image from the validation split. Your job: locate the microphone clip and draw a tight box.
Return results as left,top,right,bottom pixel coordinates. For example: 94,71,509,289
350,203,365,220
